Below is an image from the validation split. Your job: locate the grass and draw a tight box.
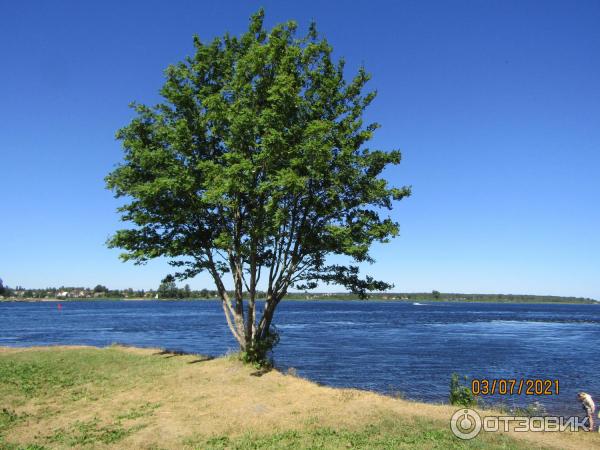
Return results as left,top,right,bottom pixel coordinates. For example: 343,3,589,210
1,346,598,449
48,417,142,446
184,419,526,449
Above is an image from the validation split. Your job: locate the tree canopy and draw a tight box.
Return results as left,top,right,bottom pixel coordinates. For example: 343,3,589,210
106,10,410,361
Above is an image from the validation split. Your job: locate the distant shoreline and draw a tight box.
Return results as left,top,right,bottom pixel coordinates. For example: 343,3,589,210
1,297,597,305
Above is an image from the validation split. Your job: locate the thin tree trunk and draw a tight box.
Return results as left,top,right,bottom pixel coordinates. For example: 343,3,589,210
205,250,247,349
257,295,278,339
246,246,258,348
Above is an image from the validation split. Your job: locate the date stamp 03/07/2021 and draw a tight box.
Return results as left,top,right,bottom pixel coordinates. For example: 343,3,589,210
471,378,560,396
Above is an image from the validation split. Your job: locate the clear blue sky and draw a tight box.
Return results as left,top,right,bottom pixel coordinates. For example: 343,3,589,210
1,0,599,298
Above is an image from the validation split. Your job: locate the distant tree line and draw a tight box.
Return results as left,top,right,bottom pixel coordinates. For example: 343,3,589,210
0,281,220,300
284,290,598,304
156,281,220,299
0,279,596,304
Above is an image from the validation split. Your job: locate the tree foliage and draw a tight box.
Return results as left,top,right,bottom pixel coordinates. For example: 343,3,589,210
157,280,179,299
93,285,108,293
106,10,410,360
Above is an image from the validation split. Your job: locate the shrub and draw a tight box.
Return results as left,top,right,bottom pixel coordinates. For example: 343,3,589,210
449,373,477,407
240,327,280,369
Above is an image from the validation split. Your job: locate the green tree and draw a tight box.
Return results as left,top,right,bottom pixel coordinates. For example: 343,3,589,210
93,284,107,293
106,10,410,363
157,281,178,299
432,290,441,299
0,278,5,296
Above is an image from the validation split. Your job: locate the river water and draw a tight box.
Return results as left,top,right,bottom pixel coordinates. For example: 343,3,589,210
1,299,598,417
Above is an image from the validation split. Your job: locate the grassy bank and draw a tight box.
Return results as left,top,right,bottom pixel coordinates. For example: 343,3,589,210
1,346,598,449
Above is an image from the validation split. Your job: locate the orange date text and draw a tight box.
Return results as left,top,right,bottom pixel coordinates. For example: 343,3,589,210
471,379,559,396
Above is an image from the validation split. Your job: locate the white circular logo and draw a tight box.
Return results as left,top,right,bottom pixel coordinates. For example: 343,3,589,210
450,408,482,440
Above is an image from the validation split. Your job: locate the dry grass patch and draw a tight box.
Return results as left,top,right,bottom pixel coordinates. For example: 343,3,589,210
1,346,599,449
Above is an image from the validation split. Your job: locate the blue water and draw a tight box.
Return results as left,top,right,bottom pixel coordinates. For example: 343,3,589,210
1,300,598,416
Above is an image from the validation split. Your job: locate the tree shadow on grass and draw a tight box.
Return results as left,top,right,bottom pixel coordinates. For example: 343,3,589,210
153,349,214,363
250,367,273,377
187,356,215,364
153,349,190,357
